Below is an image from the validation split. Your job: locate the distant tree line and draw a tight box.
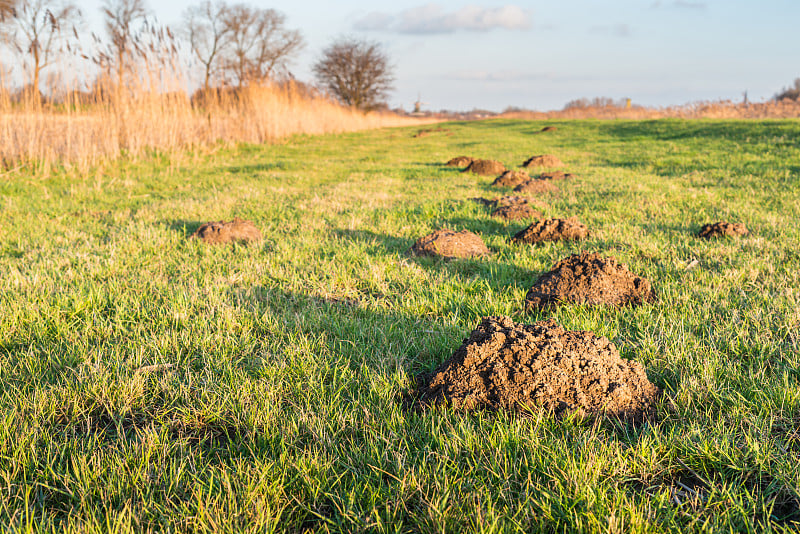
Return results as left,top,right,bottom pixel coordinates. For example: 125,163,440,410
0,0,394,110
774,78,800,102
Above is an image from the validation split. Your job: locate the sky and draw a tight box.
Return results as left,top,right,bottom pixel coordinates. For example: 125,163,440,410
72,0,800,111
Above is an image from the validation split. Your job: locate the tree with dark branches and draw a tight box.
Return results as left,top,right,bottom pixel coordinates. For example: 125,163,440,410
100,0,149,87
313,37,394,111
221,4,302,88
3,0,82,95
182,0,230,92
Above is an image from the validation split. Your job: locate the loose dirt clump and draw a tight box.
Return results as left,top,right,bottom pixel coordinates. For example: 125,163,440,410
470,196,531,208
410,229,490,259
525,252,656,310
415,127,450,138
538,171,576,180
492,170,530,188
512,217,588,244
446,156,474,167
416,316,660,421
522,154,564,168
514,179,559,194
464,159,507,176
190,218,262,244
491,204,542,221
697,222,748,239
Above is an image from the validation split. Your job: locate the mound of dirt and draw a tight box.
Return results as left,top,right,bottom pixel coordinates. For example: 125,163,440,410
464,159,507,176
470,196,531,208
522,154,564,168
514,179,559,194
415,127,450,138
190,218,262,244
540,126,558,132
525,252,656,310
416,316,660,420
446,156,474,167
512,217,588,244
410,229,490,259
697,222,748,239
538,171,576,180
492,204,542,221
492,170,530,188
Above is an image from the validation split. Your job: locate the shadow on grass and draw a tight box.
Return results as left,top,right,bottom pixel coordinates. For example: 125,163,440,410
333,227,537,292
165,219,205,237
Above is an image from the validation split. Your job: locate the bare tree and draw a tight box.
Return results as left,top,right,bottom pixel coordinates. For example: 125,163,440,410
182,0,230,91
313,37,394,111
221,4,302,87
100,0,149,86
4,0,82,95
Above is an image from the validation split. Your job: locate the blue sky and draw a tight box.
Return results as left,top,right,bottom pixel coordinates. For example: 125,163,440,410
76,0,800,111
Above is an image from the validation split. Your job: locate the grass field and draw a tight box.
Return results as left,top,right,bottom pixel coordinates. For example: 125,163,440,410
2,119,800,532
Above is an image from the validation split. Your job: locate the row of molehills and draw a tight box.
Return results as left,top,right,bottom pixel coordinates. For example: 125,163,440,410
185,147,748,421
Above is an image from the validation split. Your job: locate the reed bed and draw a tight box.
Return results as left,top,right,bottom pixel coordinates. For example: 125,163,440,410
0,81,429,173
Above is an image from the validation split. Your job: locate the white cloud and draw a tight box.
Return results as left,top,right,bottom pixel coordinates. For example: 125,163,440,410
353,4,532,34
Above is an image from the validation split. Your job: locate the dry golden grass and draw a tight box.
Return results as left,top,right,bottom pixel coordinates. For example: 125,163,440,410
0,81,430,173
500,99,800,120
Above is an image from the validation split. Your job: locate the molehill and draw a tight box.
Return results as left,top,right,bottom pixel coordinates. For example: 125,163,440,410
410,229,490,259
525,252,656,309
190,218,262,244
416,316,660,421
697,222,748,239
464,159,507,176
512,217,588,244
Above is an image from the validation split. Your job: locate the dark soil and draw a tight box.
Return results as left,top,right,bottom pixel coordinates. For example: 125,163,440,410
697,222,748,239
538,171,576,180
522,154,564,168
410,229,490,259
190,218,262,244
491,204,542,221
512,217,588,244
416,316,660,421
446,156,474,167
414,127,450,138
470,196,531,208
525,252,656,310
492,170,530,188
513,179,559,194
464,159,507,176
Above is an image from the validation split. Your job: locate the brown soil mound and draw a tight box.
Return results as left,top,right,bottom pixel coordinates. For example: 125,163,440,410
491,170,530,188
512,217,588,244
697,221,748,239
190,218,262,244
446,156,474,167
491,204,542,221
522,154,564,168
540,126,558,132
538,171,576,180
415,127,450,138
525,252,656,310
464,159,507,176
417,316,660,420
470,196,531,208
514,179,559,194
410,229,490,259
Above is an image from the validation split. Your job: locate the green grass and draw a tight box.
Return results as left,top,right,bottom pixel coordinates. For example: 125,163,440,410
2,118,800,532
